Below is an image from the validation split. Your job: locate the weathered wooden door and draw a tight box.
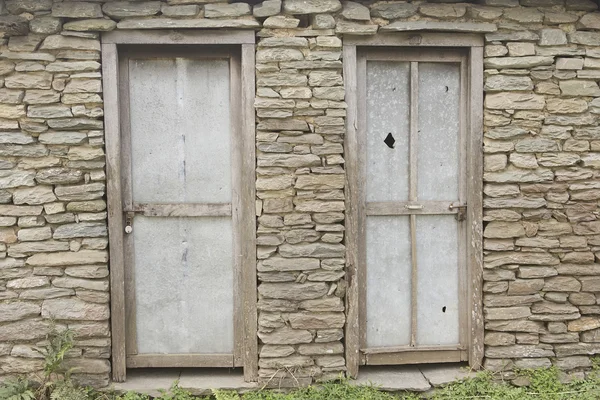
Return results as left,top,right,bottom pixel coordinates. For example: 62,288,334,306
119,47,244,368
358,48,469,365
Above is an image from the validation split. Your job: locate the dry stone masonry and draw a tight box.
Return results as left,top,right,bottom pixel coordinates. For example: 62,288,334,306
0,0,600,389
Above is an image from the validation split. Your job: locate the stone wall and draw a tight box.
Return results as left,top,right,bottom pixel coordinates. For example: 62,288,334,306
1,0,600,389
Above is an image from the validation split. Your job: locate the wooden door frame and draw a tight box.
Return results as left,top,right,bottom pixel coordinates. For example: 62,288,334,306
102,30,257,383
343,33,484,378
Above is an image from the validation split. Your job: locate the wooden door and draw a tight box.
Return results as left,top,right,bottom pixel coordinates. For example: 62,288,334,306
358,49,469,365
119,47,244,368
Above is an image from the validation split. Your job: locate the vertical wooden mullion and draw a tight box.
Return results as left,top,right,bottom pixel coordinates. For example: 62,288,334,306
119,54,138,357
343,45,360,378
230,50,243,368
240,43,258,381
457,55,469,353
102,42,126,382
468,46,485,369
409,62,419,348
356,54,368,354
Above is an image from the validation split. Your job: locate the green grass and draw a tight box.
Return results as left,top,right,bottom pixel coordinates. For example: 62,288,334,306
103,365,600,400
5,335,600,400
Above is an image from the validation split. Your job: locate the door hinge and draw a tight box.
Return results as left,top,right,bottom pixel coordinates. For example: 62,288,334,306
449,204,467,222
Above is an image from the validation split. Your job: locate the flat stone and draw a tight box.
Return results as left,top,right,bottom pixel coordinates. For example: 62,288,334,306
485,56,554,69
102,1,161,19
117,18,260,29
12,186,56,205
20,288,74,300
539,29,568,46
352,366,431,392
419,365,472,387
515,138,558,152
486,251,558,268
279,242,344,258
311,14,335,29
26,250,108,267
296,175,344,190
381,21,496,33
205,3,251,18
258,154,318,168
335,20,378,35
63,19,117,32
30,17,62,35
7,0,52,13
53,277,108,291
341,1,370,21
28,104,73,119
63,359,110,374
371,3,417,19
254,0,281,17
263,15,300,28
111,370,187,398
556,58,584,70
53,223,107,239
484,222,525,238
560,80,600,97
283,0,342,14
485,75,533,92
54,183,104,201
39,131,88,145
543,276,582,292
568,317,600,332
52,2,103,18
258,326,313,345
555,343,600,357
579,13,600,30
419,4,467,19
288,312,345,329
0,170,35,189
485,126,528,139
258,282,328,300
486,92,545,110
507,42,535,57
178,369,257,396
469,6,503,20
0,16,29,37
570,32,600,46
485,332,516,346
260,256,320,272
46,61,100,73
487,31,539,42
0,319,50,341
40,35,100,52
161,4,200,17
567,0,598,11
504,7,543,23
0,302,40,322
41,298,109,321
485,345,554,358
545,12,579,24
256,48,304,62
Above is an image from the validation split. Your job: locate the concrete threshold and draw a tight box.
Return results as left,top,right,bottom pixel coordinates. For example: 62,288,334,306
109,363,470,396
110,368,257,397
351,363,472,392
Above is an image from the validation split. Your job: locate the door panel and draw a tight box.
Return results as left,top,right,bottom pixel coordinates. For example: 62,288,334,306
129,58,232,203
366,61,410,202
366,216,412,348
417,62,461,201
415,215,460,346
133,216,234,354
